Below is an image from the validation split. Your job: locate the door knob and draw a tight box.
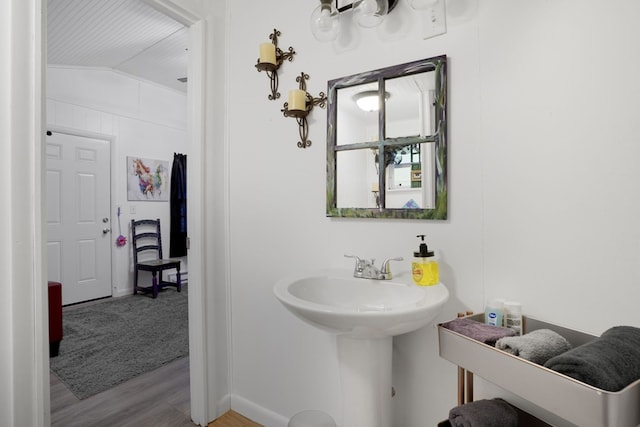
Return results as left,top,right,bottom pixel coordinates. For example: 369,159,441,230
102,228,111,234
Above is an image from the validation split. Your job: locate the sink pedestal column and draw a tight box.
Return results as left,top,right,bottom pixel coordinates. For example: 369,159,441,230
337,336,393,427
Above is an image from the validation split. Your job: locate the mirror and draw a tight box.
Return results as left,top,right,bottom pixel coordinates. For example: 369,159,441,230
326,55,447,219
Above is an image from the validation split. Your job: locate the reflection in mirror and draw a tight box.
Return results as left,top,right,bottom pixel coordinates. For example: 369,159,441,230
327,55,447,219
336,82,379,146
336,149,378,208
384,142,435,209
385,72,435,139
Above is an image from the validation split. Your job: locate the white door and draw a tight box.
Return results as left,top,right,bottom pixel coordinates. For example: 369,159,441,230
46,131,112,305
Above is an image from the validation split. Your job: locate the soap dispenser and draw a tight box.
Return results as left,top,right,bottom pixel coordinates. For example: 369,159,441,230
412,234,439,286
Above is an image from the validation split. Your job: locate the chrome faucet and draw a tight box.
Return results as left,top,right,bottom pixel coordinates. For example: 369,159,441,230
344,254,403,280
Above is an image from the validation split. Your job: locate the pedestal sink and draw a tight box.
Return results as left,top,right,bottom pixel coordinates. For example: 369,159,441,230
274,269,449,427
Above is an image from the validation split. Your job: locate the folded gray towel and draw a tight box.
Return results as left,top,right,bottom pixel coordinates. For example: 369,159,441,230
495,329,572,365
544,325,640,392
449,398,518,427
441,318,516,346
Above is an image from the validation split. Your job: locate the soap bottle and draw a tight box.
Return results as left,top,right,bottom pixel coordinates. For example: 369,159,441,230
485,299,504,327
412,234,439,286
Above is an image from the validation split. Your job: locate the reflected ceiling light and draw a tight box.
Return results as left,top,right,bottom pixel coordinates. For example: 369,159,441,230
310,0,399,41
353,90,390,112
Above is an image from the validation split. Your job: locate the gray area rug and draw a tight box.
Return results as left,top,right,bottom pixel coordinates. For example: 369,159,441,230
50,287,188,399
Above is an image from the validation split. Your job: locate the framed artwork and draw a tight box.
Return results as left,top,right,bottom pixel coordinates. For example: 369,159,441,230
127,156,169,201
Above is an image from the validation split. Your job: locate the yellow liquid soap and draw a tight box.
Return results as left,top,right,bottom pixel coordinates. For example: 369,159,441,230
412,260,439,286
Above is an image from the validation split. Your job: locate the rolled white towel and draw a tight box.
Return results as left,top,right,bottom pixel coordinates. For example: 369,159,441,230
496,329,572,365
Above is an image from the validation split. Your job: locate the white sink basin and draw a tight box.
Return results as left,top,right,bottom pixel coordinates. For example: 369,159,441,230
274,269,449,426
274,269,449,339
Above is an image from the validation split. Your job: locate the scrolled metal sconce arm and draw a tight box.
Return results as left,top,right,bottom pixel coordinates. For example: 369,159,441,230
281,72,327,149
255,29,296,100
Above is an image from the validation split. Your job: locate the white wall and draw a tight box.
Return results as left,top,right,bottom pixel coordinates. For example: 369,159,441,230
227,1,640,426
47,66,188,297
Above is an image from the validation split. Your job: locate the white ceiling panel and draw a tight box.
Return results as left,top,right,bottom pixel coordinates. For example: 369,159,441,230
48,0,188,92
117,27,188,91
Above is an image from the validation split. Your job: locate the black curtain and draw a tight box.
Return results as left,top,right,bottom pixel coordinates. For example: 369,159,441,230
170,153,188,257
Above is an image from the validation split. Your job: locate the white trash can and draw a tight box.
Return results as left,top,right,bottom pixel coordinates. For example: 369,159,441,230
288,410,336,427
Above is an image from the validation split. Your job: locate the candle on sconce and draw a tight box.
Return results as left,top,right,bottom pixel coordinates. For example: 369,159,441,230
288,89,307,111
371,182,379,192
259,42,276,65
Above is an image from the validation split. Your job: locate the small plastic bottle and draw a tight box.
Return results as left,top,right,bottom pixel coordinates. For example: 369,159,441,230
504,301,523,335
411,234,439,286
485,299,504,327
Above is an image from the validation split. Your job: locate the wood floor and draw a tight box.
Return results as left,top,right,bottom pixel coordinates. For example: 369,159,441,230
208,411,262,427
50,356,261,427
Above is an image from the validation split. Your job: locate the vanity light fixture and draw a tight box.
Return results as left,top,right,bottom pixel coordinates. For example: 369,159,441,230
282,72,327,149
352,0,395,28
353,90,390,112
409,0,439,9
310,0,341,42
255,29,296,100
310,0,399,41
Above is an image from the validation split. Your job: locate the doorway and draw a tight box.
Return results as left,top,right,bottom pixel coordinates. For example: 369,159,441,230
0,0,219,425
44,0,210,425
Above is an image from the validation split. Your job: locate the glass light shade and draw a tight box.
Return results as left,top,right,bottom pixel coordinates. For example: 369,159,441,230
352,0,388,28
353,90,389,112
310,1,341,42
409,0,439,10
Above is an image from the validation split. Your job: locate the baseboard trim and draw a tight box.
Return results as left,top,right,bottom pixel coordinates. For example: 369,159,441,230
230,394,289,427
216,394,231,420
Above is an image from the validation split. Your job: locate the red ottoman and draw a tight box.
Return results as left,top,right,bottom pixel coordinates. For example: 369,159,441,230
48,281,63,357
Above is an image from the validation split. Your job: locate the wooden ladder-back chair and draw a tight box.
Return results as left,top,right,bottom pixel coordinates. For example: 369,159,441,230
131,218,182,298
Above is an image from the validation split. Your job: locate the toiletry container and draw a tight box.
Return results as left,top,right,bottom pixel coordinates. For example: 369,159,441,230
412,234,439,286
504,301,523,335
485,299,504,327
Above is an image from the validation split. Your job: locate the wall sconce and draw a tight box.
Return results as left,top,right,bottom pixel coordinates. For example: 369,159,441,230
310,0,399,41
282,72,327,149
255,29,296,100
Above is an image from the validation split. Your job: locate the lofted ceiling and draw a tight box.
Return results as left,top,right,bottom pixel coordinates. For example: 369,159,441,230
47,0,188,92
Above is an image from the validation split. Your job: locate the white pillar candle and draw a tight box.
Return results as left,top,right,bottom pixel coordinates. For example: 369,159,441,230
371,182,379,192
259,42,276,64
288,89,307,111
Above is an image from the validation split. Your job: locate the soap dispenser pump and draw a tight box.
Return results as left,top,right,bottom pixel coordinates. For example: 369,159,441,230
412,234,439,286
